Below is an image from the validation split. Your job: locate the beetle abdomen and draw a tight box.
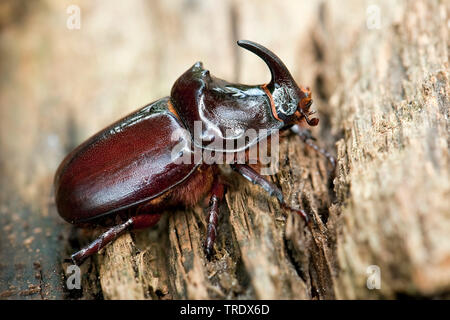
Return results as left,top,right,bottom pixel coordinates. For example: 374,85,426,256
54,97,198,224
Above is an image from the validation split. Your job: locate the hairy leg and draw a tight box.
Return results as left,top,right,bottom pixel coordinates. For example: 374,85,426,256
71,213,161,265
230,163,310,223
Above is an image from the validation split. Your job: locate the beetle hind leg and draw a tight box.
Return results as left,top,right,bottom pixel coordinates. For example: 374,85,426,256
71,213,161,265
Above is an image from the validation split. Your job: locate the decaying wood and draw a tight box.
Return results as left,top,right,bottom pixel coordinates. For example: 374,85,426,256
327,1,450,299
0,0,448,300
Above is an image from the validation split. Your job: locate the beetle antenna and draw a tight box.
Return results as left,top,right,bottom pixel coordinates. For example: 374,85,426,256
299,107,319,126
298,98,319,126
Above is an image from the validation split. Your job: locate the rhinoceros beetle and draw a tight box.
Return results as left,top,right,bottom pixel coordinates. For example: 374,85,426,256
54,40,335,265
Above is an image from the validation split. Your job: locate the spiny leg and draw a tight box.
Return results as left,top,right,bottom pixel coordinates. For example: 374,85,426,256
204,178,225,258
71,213,161,265
291,124,336,169
230,163,310,223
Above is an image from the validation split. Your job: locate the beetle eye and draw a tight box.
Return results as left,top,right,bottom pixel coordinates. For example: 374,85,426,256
279,102,297,116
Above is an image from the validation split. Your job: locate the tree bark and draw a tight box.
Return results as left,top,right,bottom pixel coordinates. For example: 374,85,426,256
0,0,448,300
327,0,450,299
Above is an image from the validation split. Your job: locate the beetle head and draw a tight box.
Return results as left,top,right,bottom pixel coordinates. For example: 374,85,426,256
237,40,318,126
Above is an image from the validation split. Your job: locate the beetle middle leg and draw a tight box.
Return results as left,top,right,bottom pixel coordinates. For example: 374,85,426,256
230,163,310,223
71,213,162,265
204,177,225,258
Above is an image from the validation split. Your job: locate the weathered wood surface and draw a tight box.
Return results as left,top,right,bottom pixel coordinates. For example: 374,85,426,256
328,1,450,298
0,0,448,300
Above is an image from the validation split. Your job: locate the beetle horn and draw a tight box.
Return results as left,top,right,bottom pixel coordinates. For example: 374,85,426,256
237,40,295,91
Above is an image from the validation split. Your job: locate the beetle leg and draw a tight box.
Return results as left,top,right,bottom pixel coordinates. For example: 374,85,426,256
230,164,310,223
71,213,161,265
291,125,336,169
204,178,225,258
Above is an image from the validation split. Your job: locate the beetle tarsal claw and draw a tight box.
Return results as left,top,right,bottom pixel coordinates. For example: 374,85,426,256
281,203,310,224
71,250,85,266
204,245,214,259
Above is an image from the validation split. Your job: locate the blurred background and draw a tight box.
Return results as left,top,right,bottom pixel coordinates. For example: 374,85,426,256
0,0,448,300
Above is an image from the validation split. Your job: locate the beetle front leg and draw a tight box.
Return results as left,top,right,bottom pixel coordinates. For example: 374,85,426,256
230,164,310,223
291,125,336,169
204,178,225,258
71,213,161,265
